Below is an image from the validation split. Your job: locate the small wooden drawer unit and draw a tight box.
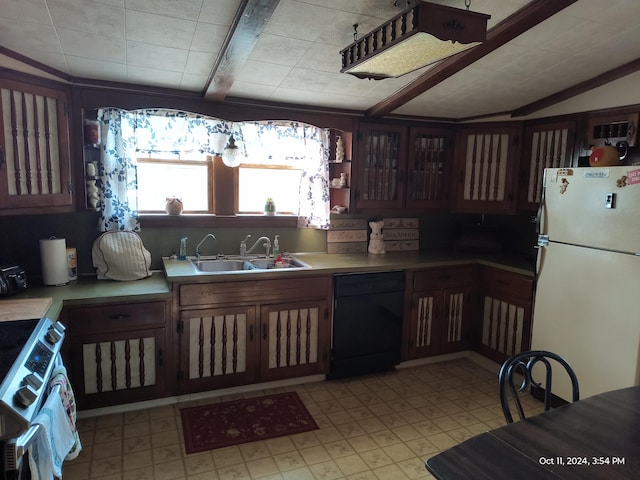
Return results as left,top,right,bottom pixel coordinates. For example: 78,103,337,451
179,276,330,307
481,267,533,301
413,266,474,290
68,301,166,333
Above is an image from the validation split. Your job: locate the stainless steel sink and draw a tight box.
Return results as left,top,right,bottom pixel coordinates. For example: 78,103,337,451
190,259,246,272
190,255,311,273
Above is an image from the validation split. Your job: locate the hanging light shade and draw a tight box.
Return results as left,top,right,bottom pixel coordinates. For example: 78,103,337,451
340,1,490,80
222,135,242,167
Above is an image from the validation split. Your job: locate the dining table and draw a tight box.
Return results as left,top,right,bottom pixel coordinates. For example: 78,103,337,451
425,385,640,479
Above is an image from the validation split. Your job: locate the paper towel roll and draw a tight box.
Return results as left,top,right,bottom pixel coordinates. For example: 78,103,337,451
40,238,69,286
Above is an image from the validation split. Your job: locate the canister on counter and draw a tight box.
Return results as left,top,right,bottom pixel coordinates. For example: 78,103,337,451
67,247,78,281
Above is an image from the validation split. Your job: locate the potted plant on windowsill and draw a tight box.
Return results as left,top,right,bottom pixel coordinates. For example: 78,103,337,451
264,198,276,216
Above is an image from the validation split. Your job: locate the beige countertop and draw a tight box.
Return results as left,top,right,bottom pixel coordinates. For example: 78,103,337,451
3,251,534,321
163,250,535,283
5,273,172,320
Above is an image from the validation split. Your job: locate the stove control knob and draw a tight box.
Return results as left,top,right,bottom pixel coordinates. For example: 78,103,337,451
52,321,66,334
23,373,43,390
15,385,38,407
45,326,63,344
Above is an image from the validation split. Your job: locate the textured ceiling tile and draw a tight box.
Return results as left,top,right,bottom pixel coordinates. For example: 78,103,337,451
0,19,62,54
127,65,184,86
184,50,216,76
180,73,208,91
197,0,239,25
58,29,126,63
228,81,278,100
66,55,127,80
264,0,339,42
48,0,125,37
0,0,53,24
296,43,343,73
125,10,197,50
234,60,293,87
126,41,189,72
125,0,203,21
249,34,313,67
190,22,228,54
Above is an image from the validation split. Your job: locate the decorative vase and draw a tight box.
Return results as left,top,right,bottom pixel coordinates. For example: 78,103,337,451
165,197,183,215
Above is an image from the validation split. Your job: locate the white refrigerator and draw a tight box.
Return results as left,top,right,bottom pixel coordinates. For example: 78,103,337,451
532,166,640,401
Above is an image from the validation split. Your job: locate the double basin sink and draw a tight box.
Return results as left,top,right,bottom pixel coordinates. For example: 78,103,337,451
190,255,311,273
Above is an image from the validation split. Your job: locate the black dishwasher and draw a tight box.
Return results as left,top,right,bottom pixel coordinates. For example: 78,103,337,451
329,271,405,379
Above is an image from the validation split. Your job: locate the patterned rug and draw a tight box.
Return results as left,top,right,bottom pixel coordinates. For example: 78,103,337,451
180,391,318,454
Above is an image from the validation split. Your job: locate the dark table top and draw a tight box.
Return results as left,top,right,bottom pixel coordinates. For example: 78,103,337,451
426,386,640,480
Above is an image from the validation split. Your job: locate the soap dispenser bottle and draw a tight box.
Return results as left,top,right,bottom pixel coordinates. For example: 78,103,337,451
178,237,188,260
273,235,280,257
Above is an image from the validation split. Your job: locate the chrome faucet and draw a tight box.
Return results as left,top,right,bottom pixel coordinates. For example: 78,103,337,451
240,235,272,257
195,233,216,261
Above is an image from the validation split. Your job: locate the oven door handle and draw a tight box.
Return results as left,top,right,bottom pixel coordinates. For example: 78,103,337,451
6,384,62,464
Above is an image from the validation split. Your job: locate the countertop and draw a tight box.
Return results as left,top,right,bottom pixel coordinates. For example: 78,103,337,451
3,250,534,321
4,273,172,321
163,250,535,283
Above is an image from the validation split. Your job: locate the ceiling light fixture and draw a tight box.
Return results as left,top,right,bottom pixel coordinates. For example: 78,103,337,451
340,0,490,80
222,134,242,167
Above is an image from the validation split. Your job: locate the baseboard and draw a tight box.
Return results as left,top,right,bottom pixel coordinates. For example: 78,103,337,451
77,374,326,419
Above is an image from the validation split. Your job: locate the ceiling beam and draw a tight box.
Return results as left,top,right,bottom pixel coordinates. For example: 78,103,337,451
204,0,280,102
365,0,578,118
511,57,640,117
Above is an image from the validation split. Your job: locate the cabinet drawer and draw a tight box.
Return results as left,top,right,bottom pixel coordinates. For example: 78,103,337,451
180,276,330,307
481,267,533,300
413,267,473,290
68,301,166,333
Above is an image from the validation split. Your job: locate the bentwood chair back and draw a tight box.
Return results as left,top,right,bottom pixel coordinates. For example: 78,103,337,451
499,350,579,423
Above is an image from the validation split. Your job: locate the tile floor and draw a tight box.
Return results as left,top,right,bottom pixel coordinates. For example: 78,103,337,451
62,356,544,480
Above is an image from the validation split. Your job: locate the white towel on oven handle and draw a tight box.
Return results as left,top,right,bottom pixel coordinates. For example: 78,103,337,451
49,364,81,461
28,384,76,480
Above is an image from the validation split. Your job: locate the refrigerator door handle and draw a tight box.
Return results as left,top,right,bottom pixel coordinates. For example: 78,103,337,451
536,234,549,248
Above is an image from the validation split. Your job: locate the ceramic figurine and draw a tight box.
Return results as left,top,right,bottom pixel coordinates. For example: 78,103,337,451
87,180,99,209
336,136,344,162
368,220,386,254
165,197,183,215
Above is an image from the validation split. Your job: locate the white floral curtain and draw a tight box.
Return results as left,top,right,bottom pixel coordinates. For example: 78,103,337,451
240,121,331,229
133,109,233,156
96,110,330,230
96,108,139,231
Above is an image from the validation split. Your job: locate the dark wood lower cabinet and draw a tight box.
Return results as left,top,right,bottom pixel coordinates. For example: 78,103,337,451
476,267,534,363
175,275,332,395
62,267,531,410
63,300,170,410
405,266,475,359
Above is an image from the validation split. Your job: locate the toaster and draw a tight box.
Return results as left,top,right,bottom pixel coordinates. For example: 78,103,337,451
0,263,27,296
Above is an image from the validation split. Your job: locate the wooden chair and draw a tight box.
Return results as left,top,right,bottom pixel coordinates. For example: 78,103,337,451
499,350,579,423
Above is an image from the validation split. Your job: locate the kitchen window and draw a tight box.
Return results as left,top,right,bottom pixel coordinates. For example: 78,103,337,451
96,108,331,230
136,153,303,215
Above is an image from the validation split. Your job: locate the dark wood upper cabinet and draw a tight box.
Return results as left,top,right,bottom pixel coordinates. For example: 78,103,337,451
0,77,73,215
518,120,576,212
454,124,522,215
354,123,454,212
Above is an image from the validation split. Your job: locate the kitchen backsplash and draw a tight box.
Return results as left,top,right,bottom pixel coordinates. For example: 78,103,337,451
0,211,535,285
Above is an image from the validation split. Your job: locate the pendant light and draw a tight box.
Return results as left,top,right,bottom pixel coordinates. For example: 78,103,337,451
340,1,490,80
222,134,242,167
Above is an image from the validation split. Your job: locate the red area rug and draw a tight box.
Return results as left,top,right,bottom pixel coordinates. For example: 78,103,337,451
180,392,318,454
